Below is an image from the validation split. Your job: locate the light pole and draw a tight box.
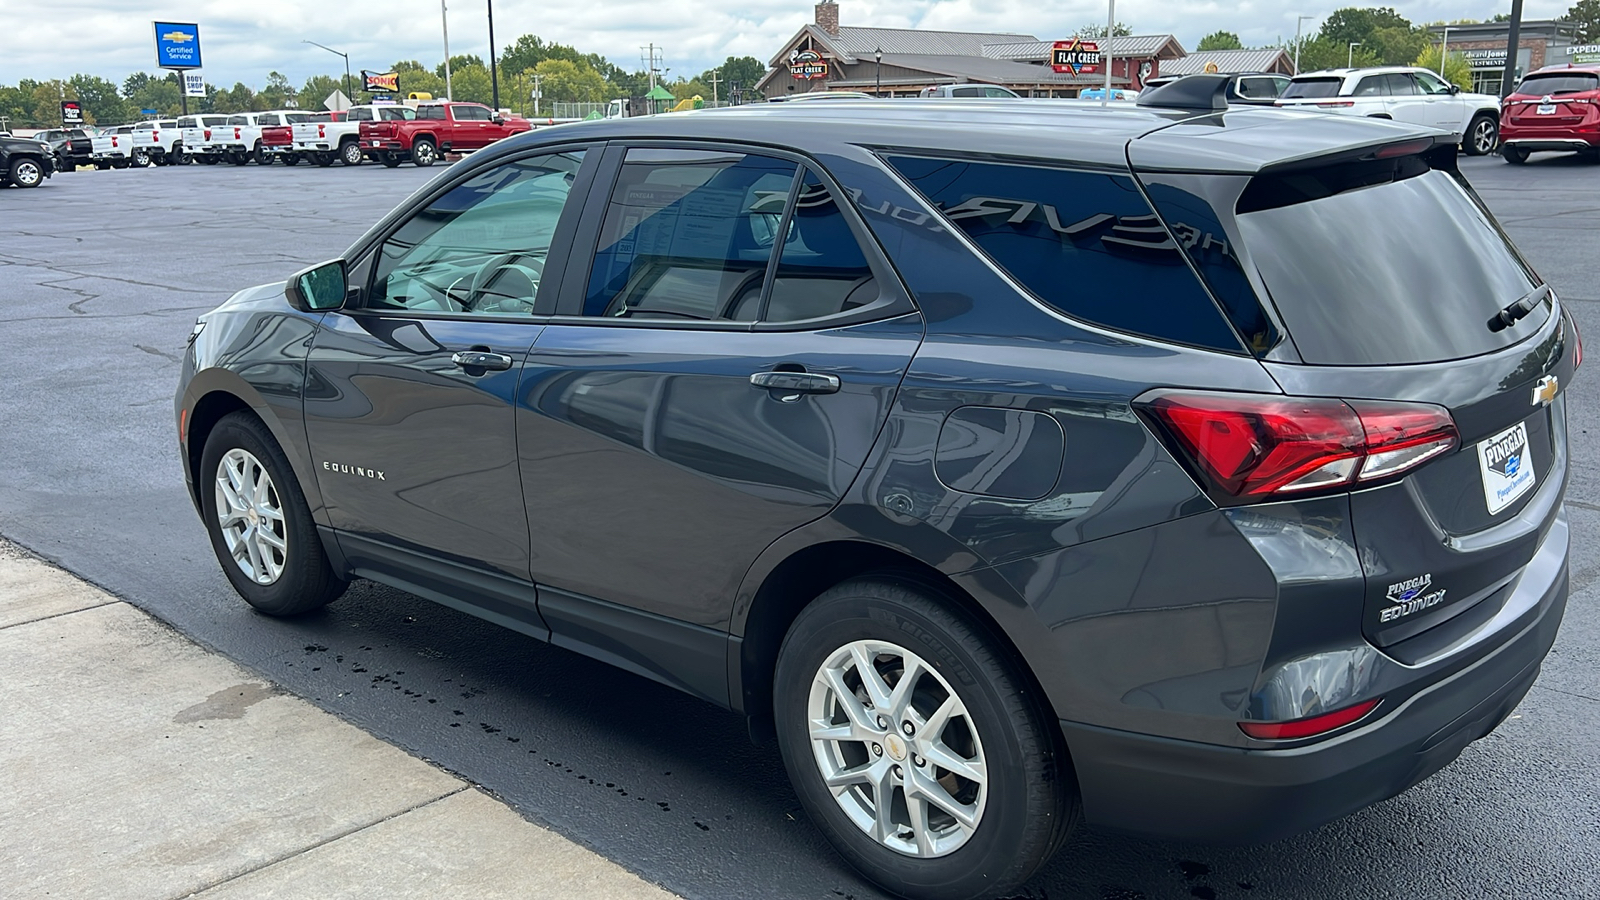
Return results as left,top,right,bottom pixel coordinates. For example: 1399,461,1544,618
441,0,454,101
487,0,500,111
1348,42,1361,67
1439,26,1451,78
302,40,353,107
1102,0,1116,107
1294,15,1315,74
875,47,882,97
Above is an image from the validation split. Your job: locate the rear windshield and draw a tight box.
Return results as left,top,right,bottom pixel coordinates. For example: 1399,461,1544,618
380,107,416,120
1516,73,1600,95
285,113,312,124
1235,163,1542,365
348,107,375,121
203,116,230,126
1281,78,1343,99
226,115,251,125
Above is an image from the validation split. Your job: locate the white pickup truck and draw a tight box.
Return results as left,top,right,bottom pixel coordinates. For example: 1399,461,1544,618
179,114,233,165
215,111,302,165
293,105,410,166
129,119,182,166
90,125,139,169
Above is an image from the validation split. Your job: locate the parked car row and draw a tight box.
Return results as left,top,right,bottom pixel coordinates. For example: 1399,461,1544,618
50,102,537,173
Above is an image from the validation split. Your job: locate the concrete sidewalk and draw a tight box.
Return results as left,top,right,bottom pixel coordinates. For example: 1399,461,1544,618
0,541,679,900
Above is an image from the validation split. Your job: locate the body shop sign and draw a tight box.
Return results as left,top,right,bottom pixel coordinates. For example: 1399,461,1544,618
1052,39,1101,75
789,50,829,80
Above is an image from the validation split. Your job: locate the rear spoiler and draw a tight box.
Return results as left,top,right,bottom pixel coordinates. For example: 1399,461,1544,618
1136,74,1230,112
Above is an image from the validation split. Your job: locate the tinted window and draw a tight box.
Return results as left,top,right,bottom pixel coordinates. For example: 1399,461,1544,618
348,108,375,121
1236,166,1541,364
203,116,229,126
1413,71,1452,95
1517,73,1600,94
1282,78,1343,98
381,107,417,121
418,105,447,120
1385,73,1418,95
756,169,878,323
285,113,311,124
370,151,586,316
454,105,492,121
1354,75,1389,96
226,115,250,126
984,87,1016,98
952,87,984,97
582,148,797,321
307,113,333,122
887,156,1243,351
1236,77,1286,99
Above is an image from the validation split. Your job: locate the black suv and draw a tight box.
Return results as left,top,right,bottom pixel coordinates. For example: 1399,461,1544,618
176,99,1574,900
0,134,55,188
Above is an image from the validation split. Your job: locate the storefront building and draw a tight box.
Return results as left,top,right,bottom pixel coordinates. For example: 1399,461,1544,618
755,2,1184,98
1427,20,1580,94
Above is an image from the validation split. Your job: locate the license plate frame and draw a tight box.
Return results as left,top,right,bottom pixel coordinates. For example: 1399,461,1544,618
1537,103,1557,114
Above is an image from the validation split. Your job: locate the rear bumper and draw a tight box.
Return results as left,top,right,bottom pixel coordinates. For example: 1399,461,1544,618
1062,528,1567,844
1502,136,1600,152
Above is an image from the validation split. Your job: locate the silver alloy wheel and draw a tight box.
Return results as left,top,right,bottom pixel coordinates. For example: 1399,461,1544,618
1473,118,1498,155
413,142,437,166
11,160,42,187
807,639,988,858
214,448,288,585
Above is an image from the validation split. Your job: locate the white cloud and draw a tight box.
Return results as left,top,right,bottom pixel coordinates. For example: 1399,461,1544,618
1,0,1579,90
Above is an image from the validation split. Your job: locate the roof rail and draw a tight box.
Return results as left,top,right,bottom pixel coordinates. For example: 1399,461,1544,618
1136,74,1230,112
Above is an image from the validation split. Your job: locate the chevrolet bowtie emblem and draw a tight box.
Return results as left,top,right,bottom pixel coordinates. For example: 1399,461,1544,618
1532,375,1559,407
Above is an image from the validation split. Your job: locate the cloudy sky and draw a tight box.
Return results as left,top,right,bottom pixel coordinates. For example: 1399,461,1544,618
2,0,1578,88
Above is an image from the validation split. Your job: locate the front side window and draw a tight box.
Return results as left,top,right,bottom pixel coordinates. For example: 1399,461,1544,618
369,151,586,316
1413,71,1453,95
887,155,1243,352
582,148,798,321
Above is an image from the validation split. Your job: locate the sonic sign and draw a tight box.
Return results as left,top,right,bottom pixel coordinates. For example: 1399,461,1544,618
789,49,829,80
1051,39,1101,75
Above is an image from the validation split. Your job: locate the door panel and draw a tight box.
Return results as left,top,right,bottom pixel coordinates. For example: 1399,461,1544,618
517,315,923,627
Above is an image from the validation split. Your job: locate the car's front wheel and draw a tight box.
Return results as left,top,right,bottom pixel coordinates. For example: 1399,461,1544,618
340,140,363,166
774,579,1076,900
8,157,45,188
200,412,346,616
1465,113,1499,156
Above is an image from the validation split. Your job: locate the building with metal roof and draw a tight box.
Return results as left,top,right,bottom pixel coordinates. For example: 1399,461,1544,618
755,2,1186,99
1161,49,1295,77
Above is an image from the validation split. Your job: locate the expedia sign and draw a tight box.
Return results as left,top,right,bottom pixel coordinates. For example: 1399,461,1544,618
789,50,829,80
1051,39,1101,75
363,70,400,93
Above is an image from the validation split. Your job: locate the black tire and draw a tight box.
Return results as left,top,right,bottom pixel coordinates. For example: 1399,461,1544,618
773,578,1076,900
1503,144,1530,165
283,152,301,166
8,157,46,188
172,143,188,165
314,151,336,167
94,161,111,171
200,155,219,165
379,152,401,168
199,412,347,616
411,138,438,167
253,142,270,165
339,140,363,166
111,159,130,169
1465,113,1499,156
230,150,249,166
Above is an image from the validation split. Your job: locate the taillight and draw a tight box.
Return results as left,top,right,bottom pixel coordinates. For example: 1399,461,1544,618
318,124,326,138
1138,391,1458,503
1239,699,1381,740
1316,100,1356,108
204,128,211,139
111,136,118,147
234,127,241,139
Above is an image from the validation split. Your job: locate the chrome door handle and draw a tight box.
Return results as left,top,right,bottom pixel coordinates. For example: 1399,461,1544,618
749,371,841,394
452,350,514,371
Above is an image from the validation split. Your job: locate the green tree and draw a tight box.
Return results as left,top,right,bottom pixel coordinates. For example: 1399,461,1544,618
212,82,257,113
1293,36,1382,71
391,60,447,99
1197,31,1244,51
68,74,125,124
671,78,711,102
1368,25,1429,65
301,75,343,106
533,58,609,103
447,64,494,104
500,34,590,76
1569,0,1600,42
697,56,767,99
1319,7,1414,46
1075,22,1133,38
0,83,28,128
436,54,484,79
125,72,182,117
258,70,296,109
1414,46,1473,90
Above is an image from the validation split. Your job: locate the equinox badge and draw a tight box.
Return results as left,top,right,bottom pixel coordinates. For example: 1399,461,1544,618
1531,375,1559,407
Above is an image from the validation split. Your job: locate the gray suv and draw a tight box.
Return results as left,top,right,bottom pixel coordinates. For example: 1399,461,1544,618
176,98,1574,900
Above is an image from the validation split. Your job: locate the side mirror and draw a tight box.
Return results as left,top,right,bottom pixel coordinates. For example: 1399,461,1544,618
492,115,505,125
285,259,348,312
1448,84,1461,95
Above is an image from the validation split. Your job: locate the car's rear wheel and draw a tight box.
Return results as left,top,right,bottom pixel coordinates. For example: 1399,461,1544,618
379,152,401,168
339,140,363,166
411,138,438,167
774,578,1076,900
314,152,336,167
200,412,346,616
1465,113,1499,156
253,142,270,165
1503,144,1530,165
132,149,151,167
8,158,44,188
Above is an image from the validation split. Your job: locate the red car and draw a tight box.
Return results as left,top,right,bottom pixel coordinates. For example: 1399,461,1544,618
1500,64,1600,163
359,101,531,167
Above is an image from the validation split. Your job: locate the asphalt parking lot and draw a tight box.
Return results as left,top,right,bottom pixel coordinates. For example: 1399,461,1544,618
3,153,1598,900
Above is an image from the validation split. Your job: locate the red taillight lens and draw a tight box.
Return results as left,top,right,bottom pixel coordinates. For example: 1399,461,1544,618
1316,101,1356,108
1240,699,1381,740
1140,391,1457,503
318,124,326,138
234,127,241,139
204,128,211,139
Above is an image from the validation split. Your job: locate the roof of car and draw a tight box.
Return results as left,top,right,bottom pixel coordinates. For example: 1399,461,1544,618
489,98,1445,174
1525,63,1600,74
1293,66,1432,79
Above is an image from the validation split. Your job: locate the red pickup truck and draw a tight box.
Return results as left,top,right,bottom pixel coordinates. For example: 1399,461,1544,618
261,111,345,166
359,101,532,167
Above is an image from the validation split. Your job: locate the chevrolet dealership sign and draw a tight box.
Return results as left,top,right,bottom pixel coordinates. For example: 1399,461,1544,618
154,22,202,69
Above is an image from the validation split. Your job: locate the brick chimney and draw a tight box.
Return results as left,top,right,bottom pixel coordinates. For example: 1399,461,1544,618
815,1,840,36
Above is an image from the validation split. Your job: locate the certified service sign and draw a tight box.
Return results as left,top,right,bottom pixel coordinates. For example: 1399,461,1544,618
154,22,202,69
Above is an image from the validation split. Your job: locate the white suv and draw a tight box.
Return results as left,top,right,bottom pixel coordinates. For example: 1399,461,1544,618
1276,67,1502,155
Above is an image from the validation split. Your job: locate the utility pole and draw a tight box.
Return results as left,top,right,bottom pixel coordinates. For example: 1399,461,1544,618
1440,26,1450,77
487,0,500,111
1101,0,1115,106
530,73,543,116
441,0,454,100
1501,0,1524,97
1294,15,1315,74
708,71,722,103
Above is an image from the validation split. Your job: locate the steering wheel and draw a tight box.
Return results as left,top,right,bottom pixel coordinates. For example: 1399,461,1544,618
468,252,544,314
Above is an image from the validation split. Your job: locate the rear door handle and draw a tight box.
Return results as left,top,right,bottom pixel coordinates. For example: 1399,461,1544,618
452,350,514,371
749,371,841,395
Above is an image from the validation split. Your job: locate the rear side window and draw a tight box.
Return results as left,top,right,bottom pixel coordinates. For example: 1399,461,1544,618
1235,77,1286,99
348,108,374,121
886,156,1244,352
760,169,879,323
418,105,447,120
380,107,416,121
1282,78,1342,99
583,148,798,321
1354,75,1389,96
1518,73,1600,94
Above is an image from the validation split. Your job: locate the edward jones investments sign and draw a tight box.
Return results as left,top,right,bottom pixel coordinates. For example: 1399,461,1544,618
154,22,202,69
